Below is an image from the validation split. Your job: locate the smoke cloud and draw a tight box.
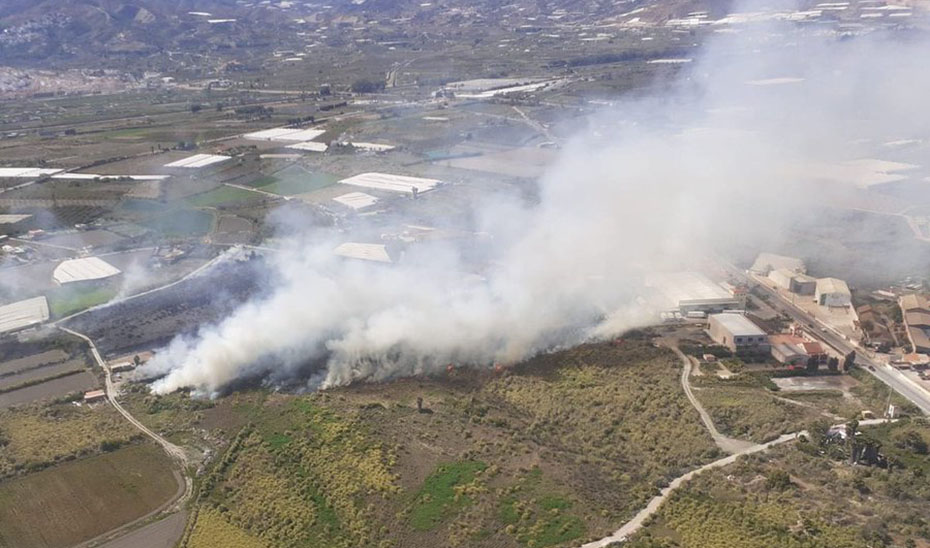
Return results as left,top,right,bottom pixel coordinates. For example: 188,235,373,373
143,18,930,395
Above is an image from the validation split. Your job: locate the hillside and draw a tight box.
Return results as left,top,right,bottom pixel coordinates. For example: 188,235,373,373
125,339,721,548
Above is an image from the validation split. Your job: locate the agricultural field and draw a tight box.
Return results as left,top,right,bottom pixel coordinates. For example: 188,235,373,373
0,400,138,477
627,420,930,548
253,169,338,197
47,283,120,318
176,340,719,548
0,443,180,548
186,186,264,208
0,340,99,408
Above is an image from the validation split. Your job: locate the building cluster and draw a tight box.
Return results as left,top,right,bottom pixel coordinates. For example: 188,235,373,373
901,294,930,354
751,252,851,307
705,311,828,366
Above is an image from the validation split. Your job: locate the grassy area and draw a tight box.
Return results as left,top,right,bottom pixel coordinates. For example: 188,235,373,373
849,367,921,416
140,208,213,238
628,420,930,548
186,186,262,208
256,170,337,196
696,386,819,443
193,398,399,548
410,461,487,531
0,401,139,477
47,285,119,318
188,508,268,548
0,443,178,548
177,340,718,548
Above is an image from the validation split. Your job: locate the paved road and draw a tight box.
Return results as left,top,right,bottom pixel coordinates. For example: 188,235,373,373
579,418,892,548
671,346,756,455
731,266,930,415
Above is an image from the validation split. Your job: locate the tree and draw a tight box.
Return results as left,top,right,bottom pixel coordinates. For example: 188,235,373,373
843,352,856,372
827,356,839,372
806,355,819,373
351,78,385,93
133,354,141,367
807,418,832,447
764,469,793,490
190,103,203,113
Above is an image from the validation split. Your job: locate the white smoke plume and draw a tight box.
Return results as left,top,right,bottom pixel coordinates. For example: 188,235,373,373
143,19,930,395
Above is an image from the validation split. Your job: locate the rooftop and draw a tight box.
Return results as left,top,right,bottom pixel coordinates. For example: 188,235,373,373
0,296,49,334
333,192,378,210
339,172,441,195
243,127,325,142
333,242,393,263
53,257,122,284
816,277,851,295
750,252,806,274
901,294,929,312
163,154,231,169
648,272,738,309
710,313,767,337
0,214,33,224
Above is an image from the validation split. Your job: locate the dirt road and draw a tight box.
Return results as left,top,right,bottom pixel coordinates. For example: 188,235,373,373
672,346,756,455
579,417,893,547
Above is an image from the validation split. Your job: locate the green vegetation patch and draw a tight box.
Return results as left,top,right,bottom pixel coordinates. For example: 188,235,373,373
47,284,119,318
697,386,817,443
195,396,399,548
410,460,487,530
186,186,261,207
256,169,337,196
141,207,213,237
188,508,269,548
629,420,930,548
498,469,586,547
0,402,139,477
0,443,178,548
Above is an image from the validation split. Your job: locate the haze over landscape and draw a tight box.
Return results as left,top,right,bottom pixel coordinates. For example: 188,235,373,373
1,1,930,547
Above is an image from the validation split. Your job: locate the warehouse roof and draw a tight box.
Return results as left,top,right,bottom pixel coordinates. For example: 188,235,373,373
53,257,122,284
333,242,392,263
0,296,49,334
0,167,63,178
0,214,32,224
901,294,929,312
333,192,378,210
243,127,325,142
286,141,328,152
710,313,767,337
816,277,851,295
905,311,930,328
750,252,806,274
339,172,440,194
910,327,930,351
648,272,738,309
163,154,231,168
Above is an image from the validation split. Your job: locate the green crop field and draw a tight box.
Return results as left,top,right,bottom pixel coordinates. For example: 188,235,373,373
186,186,262,208
47,285,119,318
257,170,338,196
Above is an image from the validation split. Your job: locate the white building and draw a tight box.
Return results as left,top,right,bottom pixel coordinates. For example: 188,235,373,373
0,296,49,335
707,313,770,355
750,252,806,275
768,268,816,295
648,272,742,314
815,277,851,307
53,257,122,285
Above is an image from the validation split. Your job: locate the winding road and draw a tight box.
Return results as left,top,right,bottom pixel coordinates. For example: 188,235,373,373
579,344,892,548
58,327,191,498
672,346,756,455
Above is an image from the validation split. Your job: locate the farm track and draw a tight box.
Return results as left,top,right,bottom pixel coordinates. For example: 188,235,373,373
578,345,893,548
